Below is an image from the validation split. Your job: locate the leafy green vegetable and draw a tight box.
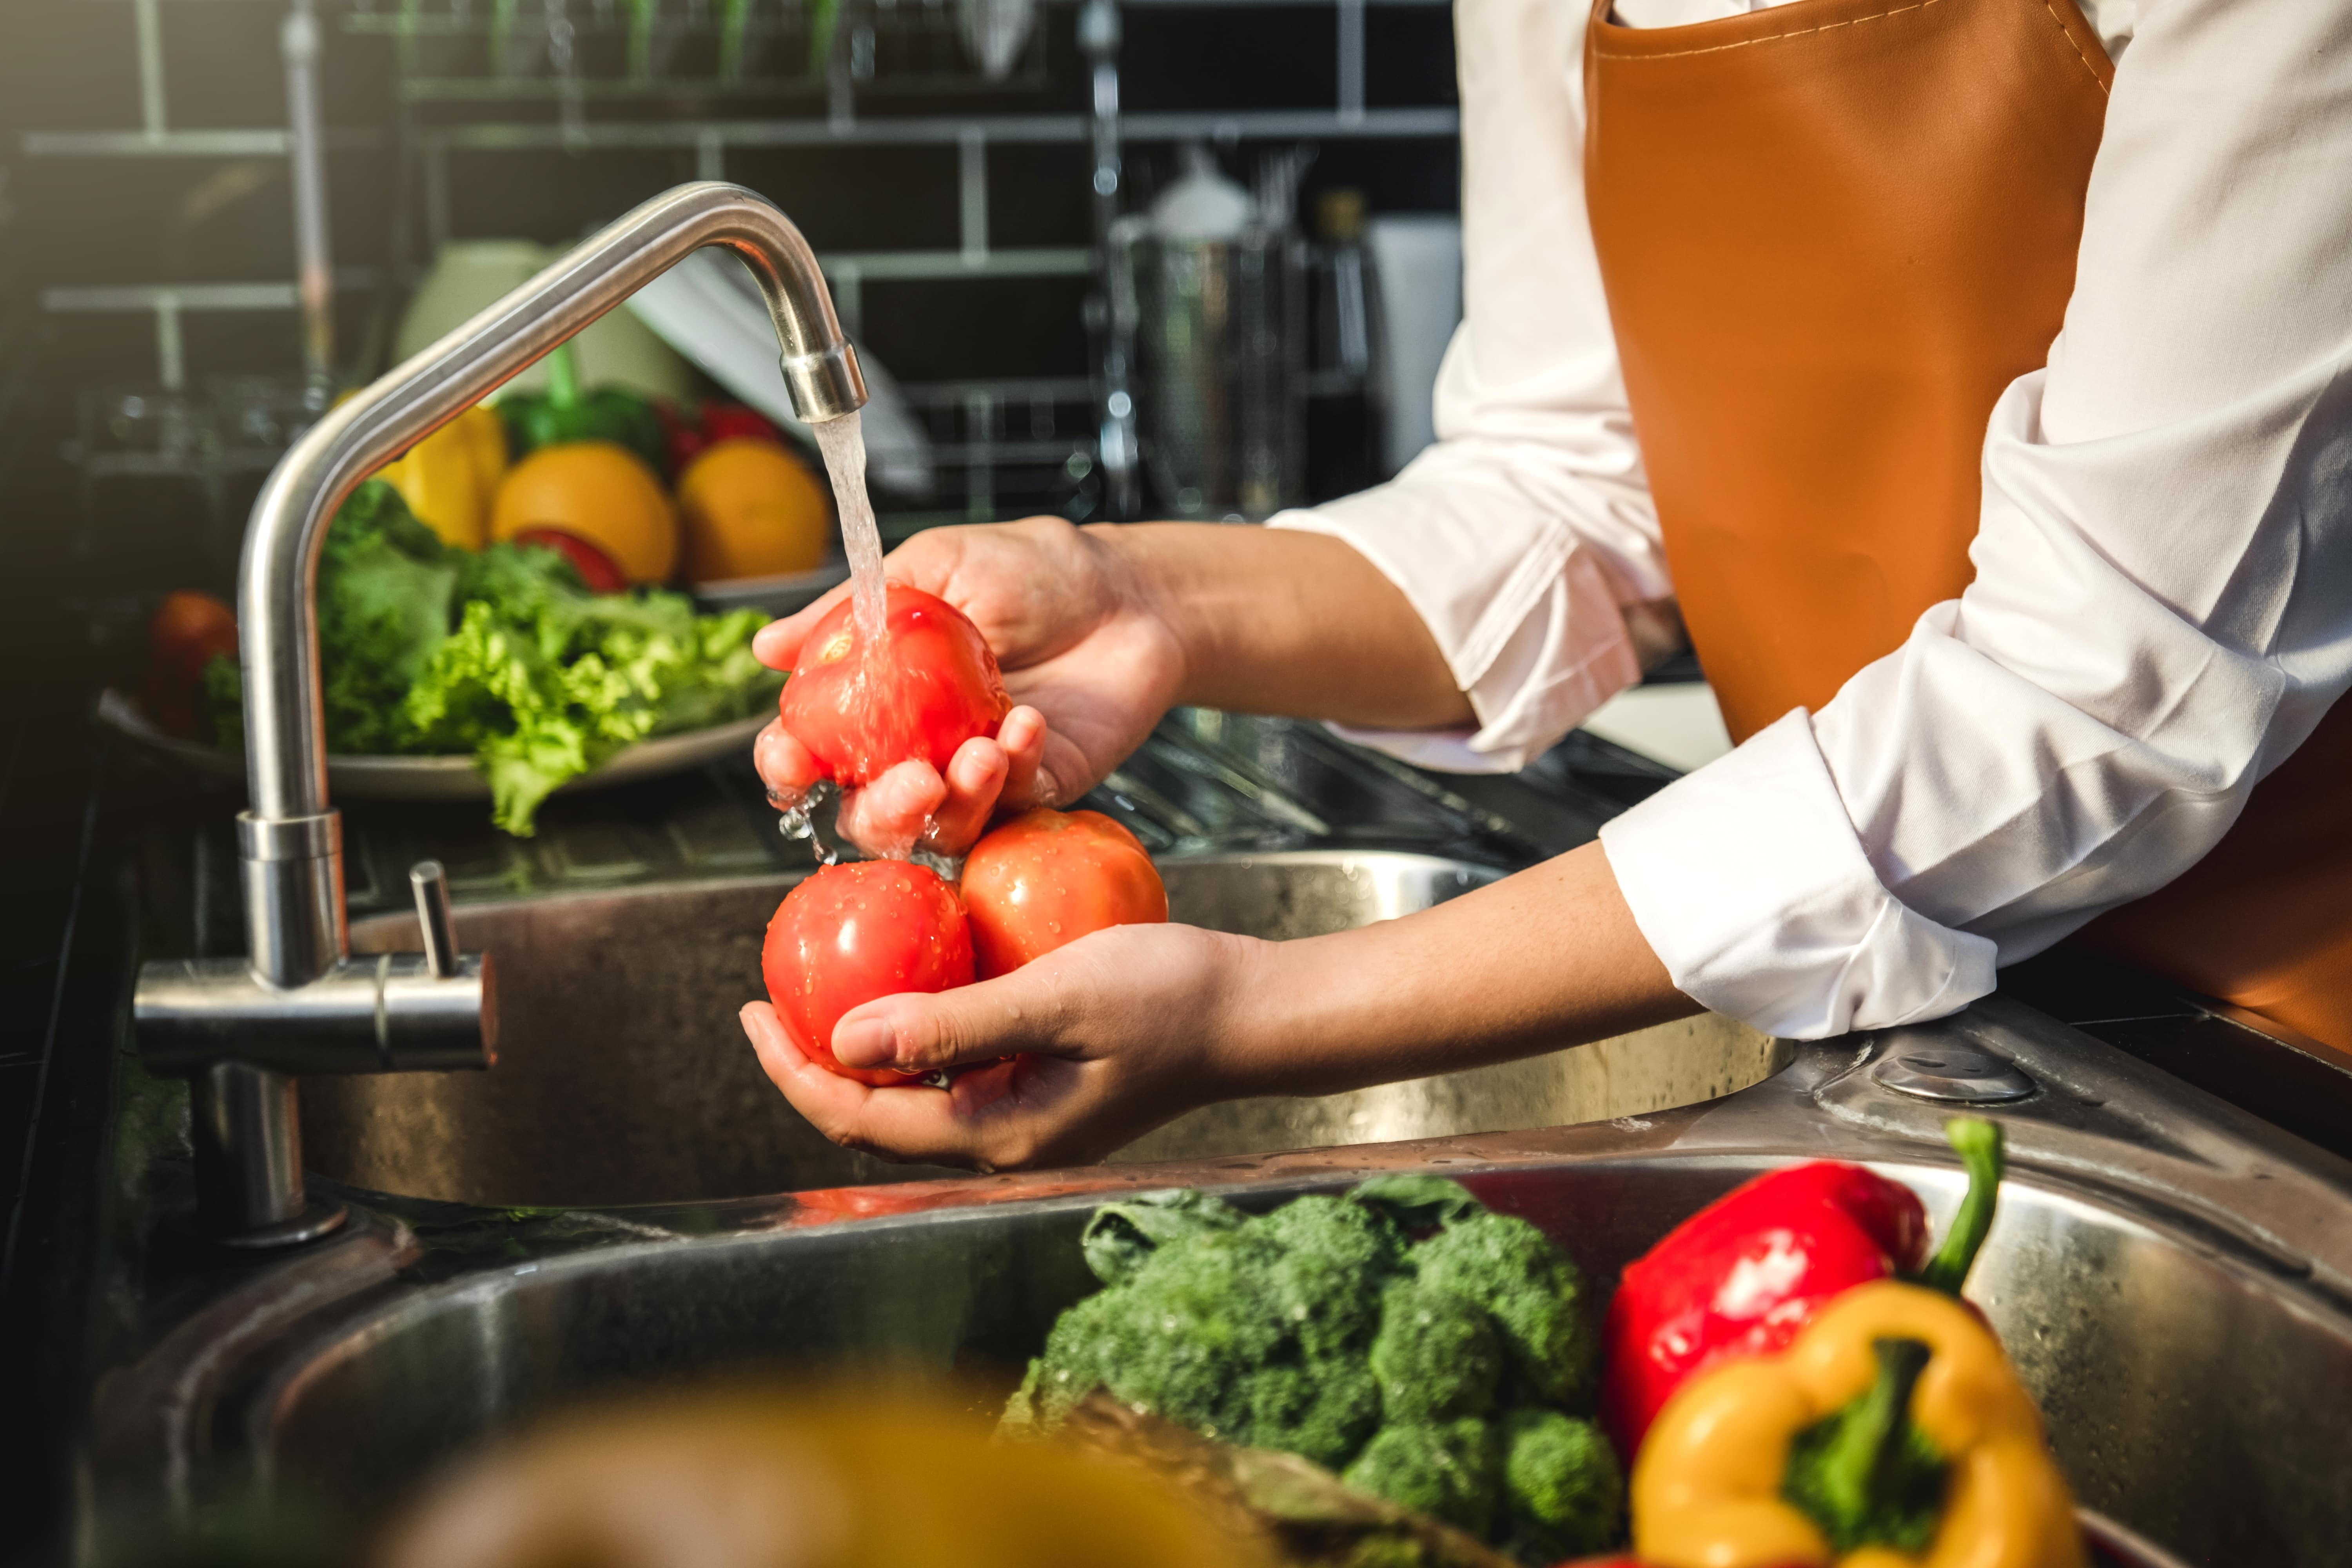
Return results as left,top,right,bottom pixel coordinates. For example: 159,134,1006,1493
1410,1212,1594,1407
1344,1419,1503,1539
1497,1407,1622,1563
205,479,781,836
1370,1277,1503,1422
496,341,671,478
1002,1180,1624,1564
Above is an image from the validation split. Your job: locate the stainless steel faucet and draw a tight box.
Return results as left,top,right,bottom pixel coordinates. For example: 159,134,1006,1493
133,182,868,1248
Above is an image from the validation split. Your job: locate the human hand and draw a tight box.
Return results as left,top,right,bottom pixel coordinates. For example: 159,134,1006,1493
739,922,1260,1171
751,517,1186,856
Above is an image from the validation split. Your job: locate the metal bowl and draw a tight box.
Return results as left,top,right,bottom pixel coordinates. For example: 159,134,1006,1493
97,688,770,802
314,851,1783,1206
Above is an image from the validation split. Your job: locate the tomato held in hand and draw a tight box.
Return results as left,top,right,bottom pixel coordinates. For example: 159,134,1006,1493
762,860,975,1086
960,808,1168,979
776,583,1011,787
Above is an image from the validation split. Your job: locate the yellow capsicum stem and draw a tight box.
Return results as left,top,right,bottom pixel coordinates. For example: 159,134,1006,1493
1631,1281,2085,1568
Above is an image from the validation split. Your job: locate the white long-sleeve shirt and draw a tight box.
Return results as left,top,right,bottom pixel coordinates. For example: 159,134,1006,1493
1272,0,2352,1039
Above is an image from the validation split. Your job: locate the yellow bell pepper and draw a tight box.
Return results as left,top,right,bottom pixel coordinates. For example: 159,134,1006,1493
377,404,508,550
1631,1280,2084,1568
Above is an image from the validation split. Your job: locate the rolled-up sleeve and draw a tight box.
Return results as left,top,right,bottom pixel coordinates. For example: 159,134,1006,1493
1602,0,2352,1037
1270,0,1669,774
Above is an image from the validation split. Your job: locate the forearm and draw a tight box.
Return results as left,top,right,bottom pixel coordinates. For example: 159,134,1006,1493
1206,840,1698,1096
1098,522,1474,731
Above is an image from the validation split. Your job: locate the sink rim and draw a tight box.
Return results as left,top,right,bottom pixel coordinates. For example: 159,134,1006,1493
347,846,1517,941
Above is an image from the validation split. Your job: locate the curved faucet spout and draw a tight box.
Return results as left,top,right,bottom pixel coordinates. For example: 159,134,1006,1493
238,181,864,866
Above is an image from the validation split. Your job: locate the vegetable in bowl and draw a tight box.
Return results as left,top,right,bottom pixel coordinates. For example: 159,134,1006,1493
1001,1177,1623,1565
203,478,780,836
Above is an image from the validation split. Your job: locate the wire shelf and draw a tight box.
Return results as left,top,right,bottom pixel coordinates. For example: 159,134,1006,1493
344,0,1051,100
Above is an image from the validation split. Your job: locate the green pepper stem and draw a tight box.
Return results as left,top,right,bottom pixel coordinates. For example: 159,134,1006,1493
1918,1116,2004,1297
1810,1337,1934,1526
545,339,582,410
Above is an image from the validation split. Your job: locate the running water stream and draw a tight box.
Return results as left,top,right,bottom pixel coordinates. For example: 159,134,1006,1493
813,411,887,652
786,409,926,863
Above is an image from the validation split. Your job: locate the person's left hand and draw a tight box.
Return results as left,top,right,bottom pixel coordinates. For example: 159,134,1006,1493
739,922,1260,1171
752,706,1049,859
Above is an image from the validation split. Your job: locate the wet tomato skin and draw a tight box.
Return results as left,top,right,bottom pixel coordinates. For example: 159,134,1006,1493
762,860,975,1086
777,584,1011,787
959,809,1168,979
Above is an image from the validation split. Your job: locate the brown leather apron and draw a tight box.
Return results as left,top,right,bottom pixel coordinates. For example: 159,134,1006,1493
1584,0,2352,1049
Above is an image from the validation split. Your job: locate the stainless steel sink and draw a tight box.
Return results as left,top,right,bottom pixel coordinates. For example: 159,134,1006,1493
86,1002,2352,1565
312,851,1783,1207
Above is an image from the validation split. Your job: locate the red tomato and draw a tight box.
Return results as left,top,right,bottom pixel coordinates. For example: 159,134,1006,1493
776,584,1011,788
959,809,1168,979
513,528,630,594
141,591,240,738
761,860,975,1087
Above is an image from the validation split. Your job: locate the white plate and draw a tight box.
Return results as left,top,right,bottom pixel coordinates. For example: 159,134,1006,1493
691,561,849,619
623,247,935,496
96,689,769,803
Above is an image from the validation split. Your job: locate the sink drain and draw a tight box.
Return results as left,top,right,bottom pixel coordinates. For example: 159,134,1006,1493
1870,1045,2036,1103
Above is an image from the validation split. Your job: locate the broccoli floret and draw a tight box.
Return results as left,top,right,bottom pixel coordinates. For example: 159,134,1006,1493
1004,1181,1621,1564
1263,1192,1410,1275
1497,1408,1623,1563
1243,1358,1385,1471
1098,1226,1294,1439
1343,1418,1503,1539
1008,1286,1128,1430
1409,1212,1592,1406
1263,1195,1407,1360
1369,1278,1503,1423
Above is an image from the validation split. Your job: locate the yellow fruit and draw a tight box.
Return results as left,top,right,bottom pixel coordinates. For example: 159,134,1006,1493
377,1383,1276,1568
380,405,508,550
490,440,679,583
675,436,835,582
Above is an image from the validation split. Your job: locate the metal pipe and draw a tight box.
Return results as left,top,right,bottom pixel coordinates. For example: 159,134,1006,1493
138,953,495,1077
1078,0,1141,520
236,182,864,849
282,0,336,389
189,1063,306,1233
412,861,458,980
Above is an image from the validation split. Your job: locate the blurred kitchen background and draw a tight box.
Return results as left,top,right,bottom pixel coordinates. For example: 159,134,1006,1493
0,0,1466,628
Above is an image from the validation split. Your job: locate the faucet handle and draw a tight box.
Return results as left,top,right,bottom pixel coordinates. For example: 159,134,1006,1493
411,860,457,978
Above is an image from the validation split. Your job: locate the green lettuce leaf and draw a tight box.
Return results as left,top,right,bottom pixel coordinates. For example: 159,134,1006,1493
202,479,784,837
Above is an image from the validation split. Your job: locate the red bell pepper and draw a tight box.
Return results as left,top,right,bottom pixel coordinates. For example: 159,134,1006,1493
660,399,784,475
1600,1118,2004,1454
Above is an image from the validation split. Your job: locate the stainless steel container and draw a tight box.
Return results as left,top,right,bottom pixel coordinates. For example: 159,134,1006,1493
1114,217,1306,521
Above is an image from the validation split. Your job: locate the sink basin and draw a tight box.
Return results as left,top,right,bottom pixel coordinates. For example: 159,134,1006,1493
90,1009,2352,1566
315,851,1782,1207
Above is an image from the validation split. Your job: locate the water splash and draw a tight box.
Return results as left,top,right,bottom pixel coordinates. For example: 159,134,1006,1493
773,780,843,867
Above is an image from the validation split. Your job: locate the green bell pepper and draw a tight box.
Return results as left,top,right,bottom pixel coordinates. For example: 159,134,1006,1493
498,340,671,480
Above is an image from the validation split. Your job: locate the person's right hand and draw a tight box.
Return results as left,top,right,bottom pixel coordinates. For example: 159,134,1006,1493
751,517,1187,856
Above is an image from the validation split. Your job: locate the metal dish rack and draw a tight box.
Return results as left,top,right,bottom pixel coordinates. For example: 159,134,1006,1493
25,0,1457,530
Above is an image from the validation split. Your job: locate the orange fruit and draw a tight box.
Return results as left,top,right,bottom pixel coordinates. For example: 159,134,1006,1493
675,436,835,582
489,441,678,584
